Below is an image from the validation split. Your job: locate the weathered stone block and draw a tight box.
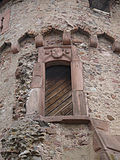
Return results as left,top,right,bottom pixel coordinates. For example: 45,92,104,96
71,60,83,90
91,119,109,131
63,31,71,45
11,43,20,54
89,35,98,48
99,133,120,152
26,88,41,114
112,41,120,53
35,34,44,48
31,76,42,88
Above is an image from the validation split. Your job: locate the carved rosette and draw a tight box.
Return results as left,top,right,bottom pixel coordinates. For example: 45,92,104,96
51,48,63,59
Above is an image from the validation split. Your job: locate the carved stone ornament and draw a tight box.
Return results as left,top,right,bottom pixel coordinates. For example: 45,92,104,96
89,35,98,48
43,47,72,63
51,48,63,59
112,41,120,53
35,34,44,48
63,31,71,45
11,43,20,54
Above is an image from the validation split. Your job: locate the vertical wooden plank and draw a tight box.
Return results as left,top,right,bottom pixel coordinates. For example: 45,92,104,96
71,60,83,90
72,90,87,115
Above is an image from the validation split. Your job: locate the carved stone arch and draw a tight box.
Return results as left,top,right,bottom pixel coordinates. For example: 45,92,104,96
97,32,115,53
71,27,90,45
0,42,12,65
97,32,120,53
97,32,115,44
26,29,88,123
41,27,63,36
72,26,90,36
43,28,63,47
18,32,36,48
0,42,11,65
0,41,11,53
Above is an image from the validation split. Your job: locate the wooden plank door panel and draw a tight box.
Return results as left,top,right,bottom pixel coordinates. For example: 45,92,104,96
45,65,73,116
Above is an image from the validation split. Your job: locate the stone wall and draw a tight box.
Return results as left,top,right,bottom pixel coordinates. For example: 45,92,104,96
72,30,120,134
111,0,120,35
0,37,37,131
0,0,120,159
0,0,120,44
0,38,38,158
1,116,96,160
14,38,38,119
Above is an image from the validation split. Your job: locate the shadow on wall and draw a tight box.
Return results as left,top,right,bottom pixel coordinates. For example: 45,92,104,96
88,0,111,12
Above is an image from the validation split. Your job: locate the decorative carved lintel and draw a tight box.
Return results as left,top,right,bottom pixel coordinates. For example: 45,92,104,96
44,47,72,63
51,48,63,59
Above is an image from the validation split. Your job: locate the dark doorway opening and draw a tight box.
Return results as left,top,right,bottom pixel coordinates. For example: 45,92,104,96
89,0,111,12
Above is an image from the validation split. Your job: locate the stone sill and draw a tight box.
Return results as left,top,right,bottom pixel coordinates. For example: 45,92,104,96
92,8,110,16
40,115,90,124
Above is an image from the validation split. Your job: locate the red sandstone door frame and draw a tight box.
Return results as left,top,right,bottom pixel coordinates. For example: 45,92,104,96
30,44,87,118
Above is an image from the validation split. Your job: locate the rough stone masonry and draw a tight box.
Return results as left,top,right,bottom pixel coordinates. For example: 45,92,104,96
0,0,120,159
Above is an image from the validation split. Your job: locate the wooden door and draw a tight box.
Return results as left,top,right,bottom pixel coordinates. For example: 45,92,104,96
45,65,73,116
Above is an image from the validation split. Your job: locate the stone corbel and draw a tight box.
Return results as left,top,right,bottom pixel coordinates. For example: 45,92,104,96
35,34,44,48
89,35,98,48
11,42,20,54
112,41,120,53
63,30,71,45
